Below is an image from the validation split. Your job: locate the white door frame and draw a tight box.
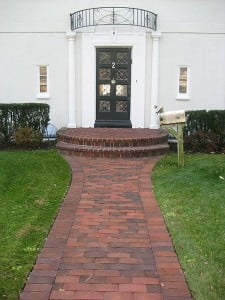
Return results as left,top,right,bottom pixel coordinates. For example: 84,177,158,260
81,32,146,128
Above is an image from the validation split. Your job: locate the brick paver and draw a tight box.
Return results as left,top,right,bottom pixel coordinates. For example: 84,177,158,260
20,156,192,300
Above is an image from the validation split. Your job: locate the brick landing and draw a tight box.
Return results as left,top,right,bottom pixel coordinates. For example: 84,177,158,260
57,128,169,158
20,156,192,300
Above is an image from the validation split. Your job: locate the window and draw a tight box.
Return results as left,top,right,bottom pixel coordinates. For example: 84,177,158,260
177,66,190,100
37,65,49,98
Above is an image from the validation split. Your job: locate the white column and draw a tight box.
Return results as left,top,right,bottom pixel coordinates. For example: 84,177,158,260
66,31,76,128
150,31,161,129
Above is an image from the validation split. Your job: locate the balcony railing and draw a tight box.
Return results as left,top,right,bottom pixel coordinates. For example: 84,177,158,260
71,7,157,31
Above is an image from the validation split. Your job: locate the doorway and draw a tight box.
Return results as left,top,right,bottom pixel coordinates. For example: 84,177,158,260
95,48,132,127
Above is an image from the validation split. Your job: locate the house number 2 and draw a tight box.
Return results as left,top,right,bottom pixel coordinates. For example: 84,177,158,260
112,62,116,69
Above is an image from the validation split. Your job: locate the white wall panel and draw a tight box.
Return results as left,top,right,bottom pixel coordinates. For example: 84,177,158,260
0,0,224,128
159,33,225,111
0,33,68,129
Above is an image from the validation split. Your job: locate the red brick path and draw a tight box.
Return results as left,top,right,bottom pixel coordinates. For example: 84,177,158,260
20,156,192,300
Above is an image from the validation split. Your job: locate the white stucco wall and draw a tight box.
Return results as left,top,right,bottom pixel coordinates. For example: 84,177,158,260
1,0,224,33
0,32,68,129
158,33,225,112
0,0,225,128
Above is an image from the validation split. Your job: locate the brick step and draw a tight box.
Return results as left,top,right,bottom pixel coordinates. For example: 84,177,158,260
57,141,169,158
57,128,168,148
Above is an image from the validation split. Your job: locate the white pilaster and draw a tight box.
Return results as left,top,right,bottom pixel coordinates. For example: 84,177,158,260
150,31,161,129
66,31,76,128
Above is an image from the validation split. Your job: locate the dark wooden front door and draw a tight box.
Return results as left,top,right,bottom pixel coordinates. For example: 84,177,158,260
95,48,132,128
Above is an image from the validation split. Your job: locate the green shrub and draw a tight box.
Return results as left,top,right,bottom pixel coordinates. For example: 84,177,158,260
13,127,42,148
184,110,225,150
0,103,49,141
184,131,220,153
0,132,5,144
207,110,225,146
184,110,208,134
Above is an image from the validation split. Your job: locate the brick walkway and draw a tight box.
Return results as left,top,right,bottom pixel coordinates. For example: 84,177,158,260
20,156,192,300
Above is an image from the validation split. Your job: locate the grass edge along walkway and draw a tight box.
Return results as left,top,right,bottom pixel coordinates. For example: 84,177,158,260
152,153,225,300
0,150,71,300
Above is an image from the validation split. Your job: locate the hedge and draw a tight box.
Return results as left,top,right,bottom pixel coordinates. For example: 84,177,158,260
184,110,225,147
184,110,225,134
0,103,49,141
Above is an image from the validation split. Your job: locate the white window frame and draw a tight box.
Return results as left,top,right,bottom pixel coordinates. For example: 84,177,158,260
176,66,190,100
36,65,50,99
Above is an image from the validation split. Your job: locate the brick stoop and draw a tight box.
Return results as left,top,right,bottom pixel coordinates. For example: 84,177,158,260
57,128,169,158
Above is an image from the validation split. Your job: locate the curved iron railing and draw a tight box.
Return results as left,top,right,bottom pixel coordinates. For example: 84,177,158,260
71,7,157,31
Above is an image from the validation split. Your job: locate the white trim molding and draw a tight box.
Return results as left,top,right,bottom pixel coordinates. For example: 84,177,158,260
150,31,161,129
81,31,146,128
66,31,76,128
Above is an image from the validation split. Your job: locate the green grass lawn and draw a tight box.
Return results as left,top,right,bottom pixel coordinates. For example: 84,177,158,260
0,150,71,299
152,153,225,300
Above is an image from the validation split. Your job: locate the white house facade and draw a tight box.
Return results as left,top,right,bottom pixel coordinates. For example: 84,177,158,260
0,0,225,130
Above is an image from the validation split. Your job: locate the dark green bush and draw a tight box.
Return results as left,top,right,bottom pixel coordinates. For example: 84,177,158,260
13,127,42,148
184,110,208,134
184,131,221,153
0,132,5,145
184,110,225,149
0,103,49,141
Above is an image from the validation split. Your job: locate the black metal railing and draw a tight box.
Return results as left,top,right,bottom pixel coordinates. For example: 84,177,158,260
71,7,157,31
